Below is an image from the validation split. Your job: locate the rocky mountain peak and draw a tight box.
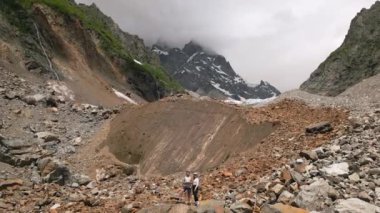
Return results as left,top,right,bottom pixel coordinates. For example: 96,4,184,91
183,41,204,55
153,41,280,100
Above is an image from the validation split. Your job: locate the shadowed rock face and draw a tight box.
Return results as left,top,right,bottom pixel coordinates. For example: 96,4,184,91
105,99,277,175
301,1,380,96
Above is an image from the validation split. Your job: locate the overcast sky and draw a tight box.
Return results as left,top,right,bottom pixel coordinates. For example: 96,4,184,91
76,0,376,91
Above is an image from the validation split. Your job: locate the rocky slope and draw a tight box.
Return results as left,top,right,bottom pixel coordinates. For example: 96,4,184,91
153,41,280,100
300,1,380,96
106,98,277,176
0,0,181,103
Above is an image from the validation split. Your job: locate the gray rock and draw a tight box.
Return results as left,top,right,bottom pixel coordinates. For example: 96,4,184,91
300,150,318,161
230,202,252,213
348,173,360,182
334,198,380,213
277,190,294,204
4,91,17,100
290,170,304,183
22,94,45,105
293,179,333,210
72,174,91,185
321,162,349,176
375,187,380,200
358,191,372,202
270,183,284,195
0,138,33,149
305,121,333,134
38,158,71,185
369,168,380,175
35,132,59,142
256,182,269,193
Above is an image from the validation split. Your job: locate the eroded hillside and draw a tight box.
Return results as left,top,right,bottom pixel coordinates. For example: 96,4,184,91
0,0,181,105
105,98,277,175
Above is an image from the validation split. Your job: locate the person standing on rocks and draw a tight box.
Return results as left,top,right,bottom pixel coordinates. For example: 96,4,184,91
192,172,200,207
183,171,192,205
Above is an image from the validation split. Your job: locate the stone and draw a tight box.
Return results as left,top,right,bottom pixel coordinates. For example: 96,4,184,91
49,203,60,213
4,91,17,100
71,183,79,188
271,184,284,195
71,137,82,146
223,171,233,177
230,202,252,213
330,145,341,152
238,198,256,207
121,204,133,213
293,179,333,210
300,150,318,161
256,182,270,193
235,168,248,177
368,168,380,175
348,173,360,182
0,179,23,190
261,204,281,213
72,174,91,185
0,139,33,149
277,190,294,204
334,198,380,213
305,121,332,134
23,94,45,105
321,162,349,176
358,191,372,202
38,158,71,185
35,132,59,142
86,181,97,189
96,168,108,182
46,96,58,107
262,203,308,213
327,188,339,200
122,165,137,176
290,170,304,184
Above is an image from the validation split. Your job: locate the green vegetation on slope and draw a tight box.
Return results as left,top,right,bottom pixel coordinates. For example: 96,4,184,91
1,0,181,92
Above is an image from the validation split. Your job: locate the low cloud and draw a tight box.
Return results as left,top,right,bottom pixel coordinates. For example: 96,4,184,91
76,0,376,91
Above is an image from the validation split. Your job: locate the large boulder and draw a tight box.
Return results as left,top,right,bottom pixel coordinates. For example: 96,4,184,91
293,179,333,211
333,198,380,213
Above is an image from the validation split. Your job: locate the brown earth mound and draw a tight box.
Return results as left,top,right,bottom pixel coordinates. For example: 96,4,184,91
104,98,278,176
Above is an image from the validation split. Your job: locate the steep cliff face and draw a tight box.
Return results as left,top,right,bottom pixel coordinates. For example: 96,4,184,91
0,0,181,103
153,41,280,100
301,2,380,96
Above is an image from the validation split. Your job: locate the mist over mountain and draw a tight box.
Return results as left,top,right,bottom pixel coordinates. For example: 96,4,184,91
75,0,376,91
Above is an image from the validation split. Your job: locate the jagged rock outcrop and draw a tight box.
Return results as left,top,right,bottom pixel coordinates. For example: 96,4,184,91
153,41,280,100
301,1,380,96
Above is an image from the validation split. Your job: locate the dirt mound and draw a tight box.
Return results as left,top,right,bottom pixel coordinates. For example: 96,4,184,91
104,98,278,175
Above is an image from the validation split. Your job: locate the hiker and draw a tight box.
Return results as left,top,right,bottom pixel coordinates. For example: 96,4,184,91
183,171,192,205
192,172,200,207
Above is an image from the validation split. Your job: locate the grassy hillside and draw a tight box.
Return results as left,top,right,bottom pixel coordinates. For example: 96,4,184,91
1,0,182,94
